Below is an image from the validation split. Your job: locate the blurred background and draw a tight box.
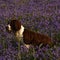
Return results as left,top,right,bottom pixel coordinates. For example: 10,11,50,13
0,0,60,60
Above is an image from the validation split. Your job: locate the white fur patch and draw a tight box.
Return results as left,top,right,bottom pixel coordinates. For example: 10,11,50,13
25,44,30,49
15,25,24,41
19,25,24,36
7,24,11,31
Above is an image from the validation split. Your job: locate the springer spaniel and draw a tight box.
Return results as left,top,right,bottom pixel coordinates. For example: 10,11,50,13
6,20,53,48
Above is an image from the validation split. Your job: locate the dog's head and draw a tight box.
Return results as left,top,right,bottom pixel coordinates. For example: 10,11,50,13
6,20,21,33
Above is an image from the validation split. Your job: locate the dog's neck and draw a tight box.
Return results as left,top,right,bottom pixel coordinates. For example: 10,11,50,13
15,25,24,40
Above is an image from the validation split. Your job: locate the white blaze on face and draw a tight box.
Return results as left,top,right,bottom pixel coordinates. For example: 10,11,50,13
7,24,11,31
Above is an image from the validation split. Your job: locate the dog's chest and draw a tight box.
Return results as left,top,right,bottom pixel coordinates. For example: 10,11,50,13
15,25,24,39
15,30,30,48
16,31,23,38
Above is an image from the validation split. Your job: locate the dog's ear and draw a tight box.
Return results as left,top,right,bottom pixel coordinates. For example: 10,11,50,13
14,20,21,31
10,20,21,32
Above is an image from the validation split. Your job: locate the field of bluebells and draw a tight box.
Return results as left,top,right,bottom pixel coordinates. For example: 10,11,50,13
0,0,60,60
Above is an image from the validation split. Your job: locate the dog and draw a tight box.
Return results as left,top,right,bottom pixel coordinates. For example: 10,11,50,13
6,20,53,48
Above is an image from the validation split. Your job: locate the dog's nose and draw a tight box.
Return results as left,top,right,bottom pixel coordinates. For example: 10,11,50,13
6,26,9,32
6,26,8,30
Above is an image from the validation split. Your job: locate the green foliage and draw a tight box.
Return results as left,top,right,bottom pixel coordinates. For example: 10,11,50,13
54,33,60,41
18,16,23,20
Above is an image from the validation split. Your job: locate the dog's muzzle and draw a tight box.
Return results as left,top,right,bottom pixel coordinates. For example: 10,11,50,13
6,25,12,33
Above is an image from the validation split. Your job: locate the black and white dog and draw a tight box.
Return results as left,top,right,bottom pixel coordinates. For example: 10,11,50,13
6,20,53,48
